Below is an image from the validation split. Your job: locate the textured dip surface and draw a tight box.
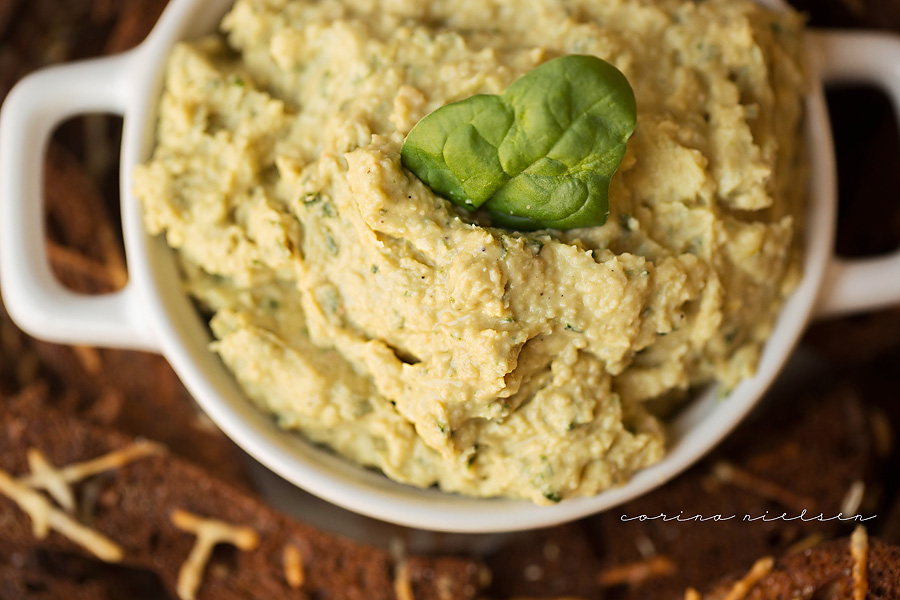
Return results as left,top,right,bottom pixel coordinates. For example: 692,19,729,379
135,0,806,504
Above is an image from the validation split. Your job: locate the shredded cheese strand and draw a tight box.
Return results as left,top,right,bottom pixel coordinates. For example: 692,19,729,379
598,555,676,587
723,556,774,600
712,461,814,511
283,543,305,589
26,449,76,512
507,597,590,600
0,469,123,562
840,481,866,517
171,509,259,600
72,345,103,374
850,525,868,600
20,440,162,488
394,559,415,600
17,440,162,535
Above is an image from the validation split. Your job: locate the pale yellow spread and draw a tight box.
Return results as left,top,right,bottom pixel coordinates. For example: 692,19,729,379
134,0,806,503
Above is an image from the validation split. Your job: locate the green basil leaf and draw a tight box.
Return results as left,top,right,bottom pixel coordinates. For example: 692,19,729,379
400,55,636,230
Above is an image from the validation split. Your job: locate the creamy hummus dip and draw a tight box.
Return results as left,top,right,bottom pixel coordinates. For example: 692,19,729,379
135,0,806,503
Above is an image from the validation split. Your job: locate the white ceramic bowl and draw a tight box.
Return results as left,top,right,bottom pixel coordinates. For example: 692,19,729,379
3,0,900,533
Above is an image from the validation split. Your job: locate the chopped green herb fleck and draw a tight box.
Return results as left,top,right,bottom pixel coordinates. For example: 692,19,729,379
324,232,339,256
319,290,341,315
543,490,562,503
467,443,480,468
527,239,545,254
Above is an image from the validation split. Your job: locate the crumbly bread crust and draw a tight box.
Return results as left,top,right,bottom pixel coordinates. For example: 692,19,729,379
700,531,900,599
0,400,488,600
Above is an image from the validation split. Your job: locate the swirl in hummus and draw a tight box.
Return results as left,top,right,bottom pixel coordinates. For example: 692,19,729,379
134,0,806,503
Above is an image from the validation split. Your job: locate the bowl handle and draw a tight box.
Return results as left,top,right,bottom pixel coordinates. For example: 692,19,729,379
808,30,900,318
0,53,158,351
